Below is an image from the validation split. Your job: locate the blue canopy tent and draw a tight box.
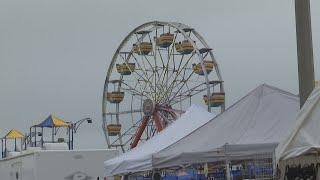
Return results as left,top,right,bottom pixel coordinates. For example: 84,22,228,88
30,115,72,149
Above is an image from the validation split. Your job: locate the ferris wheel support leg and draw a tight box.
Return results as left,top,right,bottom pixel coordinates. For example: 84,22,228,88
131,116,150,149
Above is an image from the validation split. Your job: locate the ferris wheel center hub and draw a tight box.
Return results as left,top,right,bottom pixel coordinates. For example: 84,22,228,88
143,99,155,116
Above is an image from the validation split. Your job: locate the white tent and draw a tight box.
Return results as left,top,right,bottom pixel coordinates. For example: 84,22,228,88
153,84,299,169
104,84,300,175
104,105,216,175
277,86,320,161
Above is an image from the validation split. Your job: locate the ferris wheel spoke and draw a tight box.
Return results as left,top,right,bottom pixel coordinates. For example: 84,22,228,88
159,33,178,90
132,52,150,78
142,55,154,73
168,53,195,85
157,48,166,72
170,86,209,106
164,53,194,89
130,70,156,100
168,33,178,62
168,82,204,105
121,81,149,98
142,55,157,84
104,109,143,116
166,71,196,104
111,117,143,146
119,54,149,98
137,69,158,101
162,34,178,85
124,76,152,100
157,54,195,103
131,55,157,95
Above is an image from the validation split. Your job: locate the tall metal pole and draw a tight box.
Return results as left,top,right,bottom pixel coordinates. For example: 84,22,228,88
295,0,315,107
52,127,54,143
1,139,3,158
14,138,17,151
29,127,32,147
71,125,74,150
41,127,44,148
34,127,37,147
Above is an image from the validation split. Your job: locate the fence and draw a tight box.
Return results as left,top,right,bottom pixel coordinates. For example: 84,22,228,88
127,144,276,180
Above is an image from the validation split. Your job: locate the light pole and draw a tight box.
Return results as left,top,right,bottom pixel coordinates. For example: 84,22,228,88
69,118,92,150
295,0,315,107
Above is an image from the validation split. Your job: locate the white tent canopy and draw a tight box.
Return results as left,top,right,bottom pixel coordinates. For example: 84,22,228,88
153,84,299,169
105,84,300,175
104,105,216,175
278,86,320,161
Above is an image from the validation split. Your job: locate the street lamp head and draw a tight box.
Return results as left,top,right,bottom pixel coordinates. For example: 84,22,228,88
86,118,92,124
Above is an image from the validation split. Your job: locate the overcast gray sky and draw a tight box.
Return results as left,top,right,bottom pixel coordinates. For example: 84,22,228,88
0,0,319,149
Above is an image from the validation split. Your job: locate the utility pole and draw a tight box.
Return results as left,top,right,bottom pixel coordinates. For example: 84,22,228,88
295,0,315,107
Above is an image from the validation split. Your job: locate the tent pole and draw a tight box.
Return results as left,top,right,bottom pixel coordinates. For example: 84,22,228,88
24,135,27,150
295,0,315,107
41,127,44,148
14,138,17,151
1,139,3,158
34,126,37,147
68,127,71,150
71,125,74,150
29,127,32,147
224,145,231,180
52,127,54,143
4,138,7,158
20,138,23,152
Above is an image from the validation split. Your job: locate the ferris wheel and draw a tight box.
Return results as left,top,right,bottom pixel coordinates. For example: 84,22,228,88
102,21,225,152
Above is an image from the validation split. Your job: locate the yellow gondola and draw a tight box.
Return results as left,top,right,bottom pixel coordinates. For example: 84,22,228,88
116,63,135,75
203,92,225,107
156,33,174,48
106,91,125,103
133,42,153,55
175,40,194,54
107,124,122,136
193,61,215,75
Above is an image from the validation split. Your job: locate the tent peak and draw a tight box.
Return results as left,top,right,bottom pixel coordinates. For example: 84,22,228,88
36,114,69,128
4,129,25,139
253,83,298,99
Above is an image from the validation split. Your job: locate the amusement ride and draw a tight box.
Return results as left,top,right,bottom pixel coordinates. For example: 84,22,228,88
102,21,225,152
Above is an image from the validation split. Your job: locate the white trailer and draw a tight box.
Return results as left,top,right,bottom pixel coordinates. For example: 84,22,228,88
0,149,118,180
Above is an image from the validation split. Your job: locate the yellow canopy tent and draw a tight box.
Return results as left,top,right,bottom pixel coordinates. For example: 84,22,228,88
5,129,24,139
1,129,25,158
